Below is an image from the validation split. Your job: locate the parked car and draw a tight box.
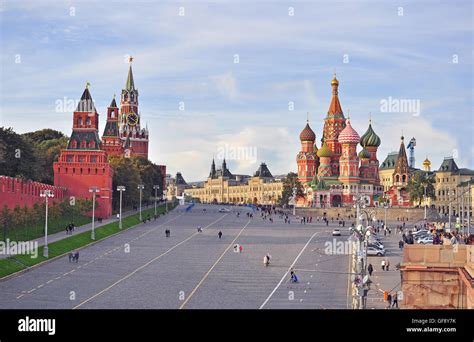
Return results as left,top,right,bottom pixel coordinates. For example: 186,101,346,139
367,246,386,256
332,228,341,236
417,236,434,244
368,243,384,250
218,207,231,213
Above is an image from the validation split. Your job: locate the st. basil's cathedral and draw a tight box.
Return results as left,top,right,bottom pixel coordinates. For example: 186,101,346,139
296,75,384,207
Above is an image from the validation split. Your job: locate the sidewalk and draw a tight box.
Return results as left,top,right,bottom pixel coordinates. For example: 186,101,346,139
0,203,167,259
365,219,417,309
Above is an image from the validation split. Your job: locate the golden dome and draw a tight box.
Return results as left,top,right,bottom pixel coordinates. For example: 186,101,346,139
331,76,339,86
423,158,431,166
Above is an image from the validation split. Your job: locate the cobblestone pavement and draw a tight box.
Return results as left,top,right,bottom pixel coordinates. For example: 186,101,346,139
0,204,353,309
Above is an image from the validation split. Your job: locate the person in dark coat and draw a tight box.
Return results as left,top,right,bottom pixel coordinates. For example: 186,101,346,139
368,263,374,276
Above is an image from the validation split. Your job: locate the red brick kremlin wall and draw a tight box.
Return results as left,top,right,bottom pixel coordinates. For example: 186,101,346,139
0,175,67,210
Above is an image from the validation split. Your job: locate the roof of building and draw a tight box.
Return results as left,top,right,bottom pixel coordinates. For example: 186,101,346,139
102,121,119,137
327,75,344,116
438,157,459,173
317,142,333,158
360,122,381,147
254,162,273,178
358,148,371,159
75,86,97,112
109,95,118,108
175,172,187,185
125,64,135,91
299,122,316,142
338,119,360,144
380,152,399,170
67,131,102,150
394,136,410,175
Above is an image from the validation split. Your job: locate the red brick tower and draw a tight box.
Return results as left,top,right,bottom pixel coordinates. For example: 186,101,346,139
102,95,124,157
53,85,113,219
322,75,346,177
338,119,360,187
118,59,149,159
297,120,319,184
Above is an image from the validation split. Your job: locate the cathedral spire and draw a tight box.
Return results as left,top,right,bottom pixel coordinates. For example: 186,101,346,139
328,74,343,115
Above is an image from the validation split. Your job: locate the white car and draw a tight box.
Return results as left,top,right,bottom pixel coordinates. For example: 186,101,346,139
367,246,386,256
218,207,231,213
332,229,341,236
417,236,433,244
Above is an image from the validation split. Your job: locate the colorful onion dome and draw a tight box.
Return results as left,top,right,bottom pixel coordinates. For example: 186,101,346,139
331,75,339,87
317,142,333,158
299,122,316,142
338,119,360,144
358,148,371,159
360,123,381,147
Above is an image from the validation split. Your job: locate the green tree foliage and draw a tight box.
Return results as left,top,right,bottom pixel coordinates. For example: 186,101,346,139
0,127,68,183
0,127,37,179
280,172,304,206
109,156,164,211
406,171,436,206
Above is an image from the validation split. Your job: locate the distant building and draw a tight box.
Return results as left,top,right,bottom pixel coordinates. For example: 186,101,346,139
433,157,474,218
166,172,188,200
186,160,283,205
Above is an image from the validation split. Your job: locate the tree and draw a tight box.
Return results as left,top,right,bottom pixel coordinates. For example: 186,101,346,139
0,127,37,179
0,205,12,242
280,172,304,206
406,171,436,206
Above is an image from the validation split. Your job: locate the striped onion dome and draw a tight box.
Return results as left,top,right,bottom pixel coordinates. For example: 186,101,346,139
338,119,360,144
317,142,333,158
358,148,371,159
299,122,316,142
360,123,381,147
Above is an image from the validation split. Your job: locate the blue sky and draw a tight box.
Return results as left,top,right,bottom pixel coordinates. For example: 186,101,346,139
0,0,472,181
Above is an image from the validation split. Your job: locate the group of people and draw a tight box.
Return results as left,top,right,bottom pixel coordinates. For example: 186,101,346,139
65,223,75,235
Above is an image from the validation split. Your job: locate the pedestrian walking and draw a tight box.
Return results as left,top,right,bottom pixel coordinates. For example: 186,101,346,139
392,294,399,308
386,293,392,309
368,263,373,276
399,240,404,250
386,259,390,271
218,231,222,239
381,259,386,271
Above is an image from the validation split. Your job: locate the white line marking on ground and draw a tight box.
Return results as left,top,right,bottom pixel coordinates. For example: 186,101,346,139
73,214,228,309
179,219,252,309
259,231,319,309
46,280,53,284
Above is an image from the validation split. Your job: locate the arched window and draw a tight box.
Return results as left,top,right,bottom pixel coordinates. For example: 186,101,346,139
402,175,406,183
89,141,95,149
396,175,400,183
86,117,91,126
77,117,82,126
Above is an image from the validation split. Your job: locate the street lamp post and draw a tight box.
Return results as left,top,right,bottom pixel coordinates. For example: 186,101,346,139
423,184,428,220
153,185,160,216
163,190,168,212
89,187,100,240
468,181,471,235
449,191,453,231
137,185,144,221
40,190,54,258
292,186,297,216
117,186,126,229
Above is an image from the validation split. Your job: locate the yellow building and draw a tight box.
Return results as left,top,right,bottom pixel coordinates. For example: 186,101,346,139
434,157,474,219
185,160,283,205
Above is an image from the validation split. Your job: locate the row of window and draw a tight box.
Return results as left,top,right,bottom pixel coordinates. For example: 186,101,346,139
66,155,98,163
70,140,96,149
57,167,106,175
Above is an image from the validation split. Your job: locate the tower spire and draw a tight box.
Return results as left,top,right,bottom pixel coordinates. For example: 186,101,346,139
125,56,135,91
